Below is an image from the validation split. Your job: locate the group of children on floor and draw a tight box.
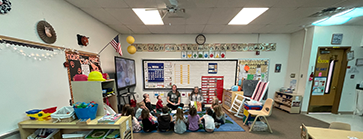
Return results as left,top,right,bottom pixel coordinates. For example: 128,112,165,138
121,94,226,134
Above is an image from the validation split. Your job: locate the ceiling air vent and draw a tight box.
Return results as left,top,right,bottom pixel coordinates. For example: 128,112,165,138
309,7,346,17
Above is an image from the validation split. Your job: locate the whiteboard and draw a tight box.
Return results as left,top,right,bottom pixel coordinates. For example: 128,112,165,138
142,59,238,90
0,43,70,135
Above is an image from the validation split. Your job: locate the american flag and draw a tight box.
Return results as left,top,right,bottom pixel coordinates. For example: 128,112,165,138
110,35,122,56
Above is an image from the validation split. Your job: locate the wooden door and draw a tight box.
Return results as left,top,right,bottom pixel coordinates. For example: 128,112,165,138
308,47,349,114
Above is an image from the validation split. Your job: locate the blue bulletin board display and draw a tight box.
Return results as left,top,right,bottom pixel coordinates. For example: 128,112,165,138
148,63,164,82
208,63,218,74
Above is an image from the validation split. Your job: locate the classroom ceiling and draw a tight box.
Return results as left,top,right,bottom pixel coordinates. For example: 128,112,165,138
66,0,363,34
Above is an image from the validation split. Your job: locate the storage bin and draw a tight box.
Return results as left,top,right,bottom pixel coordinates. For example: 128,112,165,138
84,129,111,139
248,121,268,132
62,131,91,139
27,129,59,139
74,104,98,120
51,107,76,123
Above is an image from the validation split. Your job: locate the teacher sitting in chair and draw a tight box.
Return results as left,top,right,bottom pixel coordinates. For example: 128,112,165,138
167,84,184,110
189,86,204,109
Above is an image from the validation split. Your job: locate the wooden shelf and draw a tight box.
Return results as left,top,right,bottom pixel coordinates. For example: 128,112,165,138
18,116,133,139
274,91,302,114
274,99,291,107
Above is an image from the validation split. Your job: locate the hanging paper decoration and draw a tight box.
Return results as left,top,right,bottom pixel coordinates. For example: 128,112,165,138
215,51,220,58
187,51,192,58
181,51,186,59
192,51,198,58
0,0,11,14
203,51,209,59
209,51,214,58
220,51,226,58
198,51,203,58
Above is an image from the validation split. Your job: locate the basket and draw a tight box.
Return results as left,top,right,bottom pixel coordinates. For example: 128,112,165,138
61,131,91,139
27,129,59,139
51,107,75,123
74,104,98,120
85,129,111,139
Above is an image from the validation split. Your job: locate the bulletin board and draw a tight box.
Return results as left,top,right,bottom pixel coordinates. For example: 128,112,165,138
236,58,270,84
65,51,102,101
142,59,238,90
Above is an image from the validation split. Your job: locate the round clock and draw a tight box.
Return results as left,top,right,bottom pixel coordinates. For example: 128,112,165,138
195,34,206,45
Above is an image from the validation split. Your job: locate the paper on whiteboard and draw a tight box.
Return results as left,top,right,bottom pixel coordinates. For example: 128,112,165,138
81,65,90,76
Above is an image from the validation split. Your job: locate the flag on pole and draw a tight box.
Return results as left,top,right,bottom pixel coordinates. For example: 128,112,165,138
110,35,122,56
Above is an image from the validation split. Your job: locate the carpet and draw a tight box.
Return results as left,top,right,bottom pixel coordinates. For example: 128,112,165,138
135,111,245,133
133,108,330,139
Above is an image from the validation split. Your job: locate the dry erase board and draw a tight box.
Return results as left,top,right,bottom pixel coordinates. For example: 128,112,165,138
142,59,238,90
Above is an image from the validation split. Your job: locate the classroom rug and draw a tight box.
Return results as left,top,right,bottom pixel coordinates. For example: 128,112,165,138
134,111,245,133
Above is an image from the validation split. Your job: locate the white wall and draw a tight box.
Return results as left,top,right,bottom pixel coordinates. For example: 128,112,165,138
302,25,363,112
119,34,291,104
0,0,117,135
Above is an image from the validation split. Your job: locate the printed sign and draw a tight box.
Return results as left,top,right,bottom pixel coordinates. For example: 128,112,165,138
312,77,327,95
148,63,164,82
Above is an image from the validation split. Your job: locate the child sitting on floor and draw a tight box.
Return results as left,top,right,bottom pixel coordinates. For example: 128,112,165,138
121,104,130,116
188,107,201,131
141,109,158,132
125,107,142,132
213,105,225,128
173,108,187,134
135,102,146,120
157,106,173,132
200,108,215,133
156,95,163,112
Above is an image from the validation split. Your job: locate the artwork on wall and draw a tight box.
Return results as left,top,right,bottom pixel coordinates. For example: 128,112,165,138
37,20,57,44
0,0,11,14
331,34,343,45
275,64,281,73
134,43,277,52
236,59,269,84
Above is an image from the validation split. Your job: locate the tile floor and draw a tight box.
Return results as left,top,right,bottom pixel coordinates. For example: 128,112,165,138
306,113,363,131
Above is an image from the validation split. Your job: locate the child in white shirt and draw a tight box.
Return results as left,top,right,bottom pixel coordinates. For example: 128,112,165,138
200,108,215,133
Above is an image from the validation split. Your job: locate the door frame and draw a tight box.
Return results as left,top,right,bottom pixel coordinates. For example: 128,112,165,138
307,46,350,114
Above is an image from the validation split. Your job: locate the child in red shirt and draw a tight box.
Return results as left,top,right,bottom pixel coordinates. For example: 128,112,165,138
156,95,163,111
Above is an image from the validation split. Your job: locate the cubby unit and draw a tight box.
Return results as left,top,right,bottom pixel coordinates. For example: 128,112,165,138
273,91,302,113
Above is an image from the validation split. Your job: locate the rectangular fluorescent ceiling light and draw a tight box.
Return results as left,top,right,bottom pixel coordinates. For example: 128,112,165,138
229,8,269,25
132,8,164,25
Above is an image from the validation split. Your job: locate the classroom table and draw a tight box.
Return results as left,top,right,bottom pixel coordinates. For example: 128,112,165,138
18,115,133,139
306,126,363,139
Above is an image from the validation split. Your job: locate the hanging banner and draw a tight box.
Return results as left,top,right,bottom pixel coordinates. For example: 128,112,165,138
312,77,327,95
147,63,164,82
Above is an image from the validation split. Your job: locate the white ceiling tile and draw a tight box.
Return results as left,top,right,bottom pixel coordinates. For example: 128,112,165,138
299,0,344,7
166,25,186,33
126,25,151,33
268,7,324,25
66,0,99,8
236,25,265,33
147,26,168,33
256,25,286,33
163,17,186,25
272,0,302,8
81,8,120,24
207,8,241,24
193,0,219,7
105,8,144,25
93,0,129,8
186,8,214,24
203,25,225,33
186,25,205,33
215,0,248,7
273,25,303,33
333,0,363,7
108,24,131,33
249,8,296,25
244,0,280,7
123,0,158,8
219,26,244,33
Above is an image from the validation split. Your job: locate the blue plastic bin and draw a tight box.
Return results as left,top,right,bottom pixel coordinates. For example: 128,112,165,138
74,104,98,120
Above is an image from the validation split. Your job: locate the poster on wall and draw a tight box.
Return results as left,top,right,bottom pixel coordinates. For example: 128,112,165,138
312,77,327,95
208,63,218,74
147,63,164,82
67,53,101,81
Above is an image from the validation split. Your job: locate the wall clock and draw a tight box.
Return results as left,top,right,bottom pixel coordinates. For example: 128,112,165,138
195,34,206,45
